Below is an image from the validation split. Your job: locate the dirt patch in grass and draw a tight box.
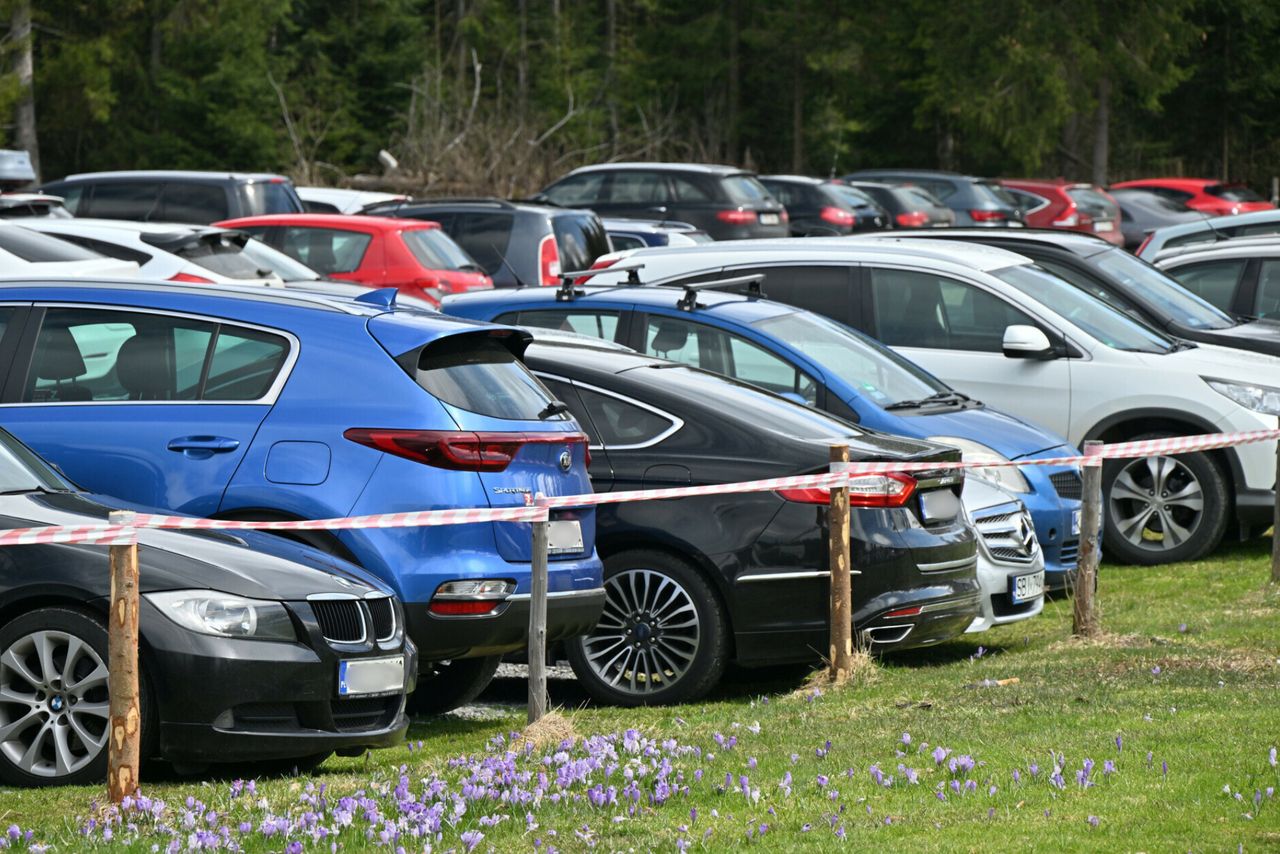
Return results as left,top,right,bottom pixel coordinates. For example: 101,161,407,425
792,651,879,696
514,710,577,750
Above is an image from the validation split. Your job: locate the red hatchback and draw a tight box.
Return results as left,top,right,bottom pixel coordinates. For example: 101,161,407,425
1000,179,1124,246
1108,178,1274,217
216,214,493,306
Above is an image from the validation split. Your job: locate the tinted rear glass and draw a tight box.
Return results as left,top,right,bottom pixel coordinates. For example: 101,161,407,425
415,335,561,420
722,175,774,205
158,182,229,223
0,227,105,262
1066,187,1118,218
976,181,1018,208
440,212,514,276
84,183,159,219
553,213,611,272
176,237,269,279
1207,184,1266,203
241,180,303,214
403,228,477,271
830,185,876,208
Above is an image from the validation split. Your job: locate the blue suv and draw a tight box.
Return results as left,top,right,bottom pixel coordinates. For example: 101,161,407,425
444,282,1083,591
0,281,603,712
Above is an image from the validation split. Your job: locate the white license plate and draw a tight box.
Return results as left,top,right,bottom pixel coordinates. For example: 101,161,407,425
548,520,583,554
1072,509,1082,536
918,489,961,523
759,213,780,225
1094,221,1115,232
1011,570,1045,604
338,655,405,697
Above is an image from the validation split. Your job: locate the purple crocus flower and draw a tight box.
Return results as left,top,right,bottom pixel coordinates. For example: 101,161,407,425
1088,815,1100,827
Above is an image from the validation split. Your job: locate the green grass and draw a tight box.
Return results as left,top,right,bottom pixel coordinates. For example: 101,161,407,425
6,540,1280,852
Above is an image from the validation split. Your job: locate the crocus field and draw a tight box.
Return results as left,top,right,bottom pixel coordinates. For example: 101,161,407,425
4,539,1280,852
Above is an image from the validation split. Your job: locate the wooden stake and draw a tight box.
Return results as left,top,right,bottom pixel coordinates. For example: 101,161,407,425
1272,438,1280,585
828,444,853,681
107,510,141,803
527,516,549,724
1073,442,1103,638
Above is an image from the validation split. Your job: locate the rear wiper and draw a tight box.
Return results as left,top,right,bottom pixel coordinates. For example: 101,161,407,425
457,263,484,273
538,400,571,420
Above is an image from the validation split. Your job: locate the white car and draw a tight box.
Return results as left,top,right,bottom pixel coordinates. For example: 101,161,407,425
1137,209,1280,260
1153,236,1280,321
0,223,137,278
587,237,1280,565
963,477,1045,633
297,187,409,215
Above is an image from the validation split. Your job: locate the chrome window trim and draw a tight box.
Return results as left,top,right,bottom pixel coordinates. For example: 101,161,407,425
0,301,299,407
534,371,684,450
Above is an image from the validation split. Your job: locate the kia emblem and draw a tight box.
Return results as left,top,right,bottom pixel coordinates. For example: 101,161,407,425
558,450,572,472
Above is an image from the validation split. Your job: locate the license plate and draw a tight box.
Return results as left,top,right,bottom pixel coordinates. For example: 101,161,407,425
547,519,583,554
338,655,405,697
1072,509,1082,536
1094,221,1115,232
918,489,961,523
759,213,780,225
1011,570,1045,604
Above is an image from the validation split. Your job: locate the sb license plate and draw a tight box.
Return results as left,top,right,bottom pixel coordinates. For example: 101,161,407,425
1094,221,1115,232
1011,571,1045,604
759,213,780,225
918,489,961,523
1072,509,1082,536
338,655,405,697
547,520,583,554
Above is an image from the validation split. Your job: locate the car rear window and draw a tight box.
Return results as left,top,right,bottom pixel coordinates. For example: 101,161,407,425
0,227,105,262
553,213,611,273
402,227,477,271
241,180,303,215
722,175,773,205
174,236,270,279
976,180,1018,208
830,185,876,208
1066,187,1119,218
441,212,515,277
1206,184,1266,203
414,335,563,420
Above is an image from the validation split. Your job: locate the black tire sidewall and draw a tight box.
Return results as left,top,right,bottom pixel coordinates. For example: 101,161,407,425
1101,436,1229,565
566,549,729,707
406,654,500,715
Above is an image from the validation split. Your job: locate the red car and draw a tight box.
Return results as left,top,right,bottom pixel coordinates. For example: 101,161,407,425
216,213,492,306
1107,178,1274,217
999,179,1124,246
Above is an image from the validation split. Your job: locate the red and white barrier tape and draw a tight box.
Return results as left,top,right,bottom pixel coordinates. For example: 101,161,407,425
4,427,1277,546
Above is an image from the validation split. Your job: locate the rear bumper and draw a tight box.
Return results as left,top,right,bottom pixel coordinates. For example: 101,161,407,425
405,587,606,663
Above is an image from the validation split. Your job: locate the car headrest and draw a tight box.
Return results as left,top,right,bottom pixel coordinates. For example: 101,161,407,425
650,320,689,354
115,334,172,398
33,326,86,381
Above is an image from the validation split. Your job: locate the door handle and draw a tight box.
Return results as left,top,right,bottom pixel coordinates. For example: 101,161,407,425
167,436,241,455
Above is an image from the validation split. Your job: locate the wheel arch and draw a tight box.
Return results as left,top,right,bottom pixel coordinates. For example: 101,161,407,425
211,507,361,565
1082,408,1240,501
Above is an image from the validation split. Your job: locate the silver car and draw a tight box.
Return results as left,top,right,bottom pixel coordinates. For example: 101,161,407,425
963,477,1045,633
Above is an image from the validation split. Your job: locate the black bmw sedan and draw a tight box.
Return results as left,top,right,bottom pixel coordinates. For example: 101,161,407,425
0,428,413,786
524,341,979,706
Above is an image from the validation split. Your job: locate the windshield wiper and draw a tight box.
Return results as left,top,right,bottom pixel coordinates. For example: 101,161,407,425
883,390,971,411
537,400,571,420
0,485,71,496
1167,340,1198,352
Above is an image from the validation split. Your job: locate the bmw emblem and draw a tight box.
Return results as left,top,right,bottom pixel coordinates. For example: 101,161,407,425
50,696,64,712
558,450,572,472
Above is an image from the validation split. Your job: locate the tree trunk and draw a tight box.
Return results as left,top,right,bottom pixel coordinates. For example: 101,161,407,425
517,0,528,123
605,0,619,154
791,64,803,172
1091,76,1110,187
727,0,740,163
11,0,39,183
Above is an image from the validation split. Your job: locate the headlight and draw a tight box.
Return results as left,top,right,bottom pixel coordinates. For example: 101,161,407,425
1206,378,1280,416
927,436,1031,494
146,590,296,641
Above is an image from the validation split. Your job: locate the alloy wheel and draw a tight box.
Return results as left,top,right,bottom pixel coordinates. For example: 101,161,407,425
0,630,110,777
580,569,701,696
1107,455,1205,552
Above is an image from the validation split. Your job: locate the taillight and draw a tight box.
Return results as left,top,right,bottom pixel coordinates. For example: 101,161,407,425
882,605,923,619
343,428,587,472
969,209,1007,223
895,211,929,228
819,206,856,227
1136,233,1153,255
779,209,789,224
1052,205,1081,228
538,234,561,286
716,209,757,225
777,474,918,507
169,272,215,283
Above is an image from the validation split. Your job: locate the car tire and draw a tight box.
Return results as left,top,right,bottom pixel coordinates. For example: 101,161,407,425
1101,433,1229,565
0,608,146,787
406,655,500,715
565,550,729,707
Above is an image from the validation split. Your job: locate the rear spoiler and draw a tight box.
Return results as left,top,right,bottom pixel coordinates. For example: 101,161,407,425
140,228,248,253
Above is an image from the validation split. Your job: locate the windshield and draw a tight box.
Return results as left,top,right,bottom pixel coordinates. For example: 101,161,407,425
0,428,73,493
993,264,1177,353
1092,249,1234,330
750,311,948,407
240,238,321,281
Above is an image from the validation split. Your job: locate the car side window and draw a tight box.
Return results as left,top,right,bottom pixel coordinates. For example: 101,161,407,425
82,183,159,220
1253,260,1280,319
1167,259,1245,313
574,386,675,447
543,173,606,206
732,266,853,324
277,227,372,275
606,171,668,204
503,309,620,341
24,308,288,403
669,175,711,202
609,233,646,251
763,183,796,206
870,268,1035,352
157,182,230,223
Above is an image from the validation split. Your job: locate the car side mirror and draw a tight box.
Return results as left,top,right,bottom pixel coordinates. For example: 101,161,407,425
1002,324,1055,359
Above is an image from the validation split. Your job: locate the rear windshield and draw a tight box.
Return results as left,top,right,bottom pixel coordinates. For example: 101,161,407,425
1207,184,1265,203
976,181,1018,208
444,212,515,276
415,335,563,420
904,187,944,208
830,185,876,208
240,238,320,281
722,175,774,205
403,227,481,272
176,236,271,279
553,213,611,273
1066,187,1119,218
0,226,105,262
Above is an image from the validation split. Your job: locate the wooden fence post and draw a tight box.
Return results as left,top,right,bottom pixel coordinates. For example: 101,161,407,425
828,444,854,681
1073,442,1103,638
1271,440,1280,585
527,513,549,725
107,510,141,803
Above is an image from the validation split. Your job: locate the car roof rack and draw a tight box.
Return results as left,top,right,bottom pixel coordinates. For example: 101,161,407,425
676,273,765,311
555,261,646,301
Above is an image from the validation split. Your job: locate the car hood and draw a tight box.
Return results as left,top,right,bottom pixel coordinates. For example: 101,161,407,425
961,476,1026,516
0,491,393,601
1134,341,1280,383
1196,319,1280,354
892,404,1070,460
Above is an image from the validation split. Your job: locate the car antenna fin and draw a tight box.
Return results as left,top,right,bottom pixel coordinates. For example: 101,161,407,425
353,287,399,309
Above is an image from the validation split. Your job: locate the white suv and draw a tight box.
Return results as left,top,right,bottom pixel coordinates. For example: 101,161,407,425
588,237,1280,565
